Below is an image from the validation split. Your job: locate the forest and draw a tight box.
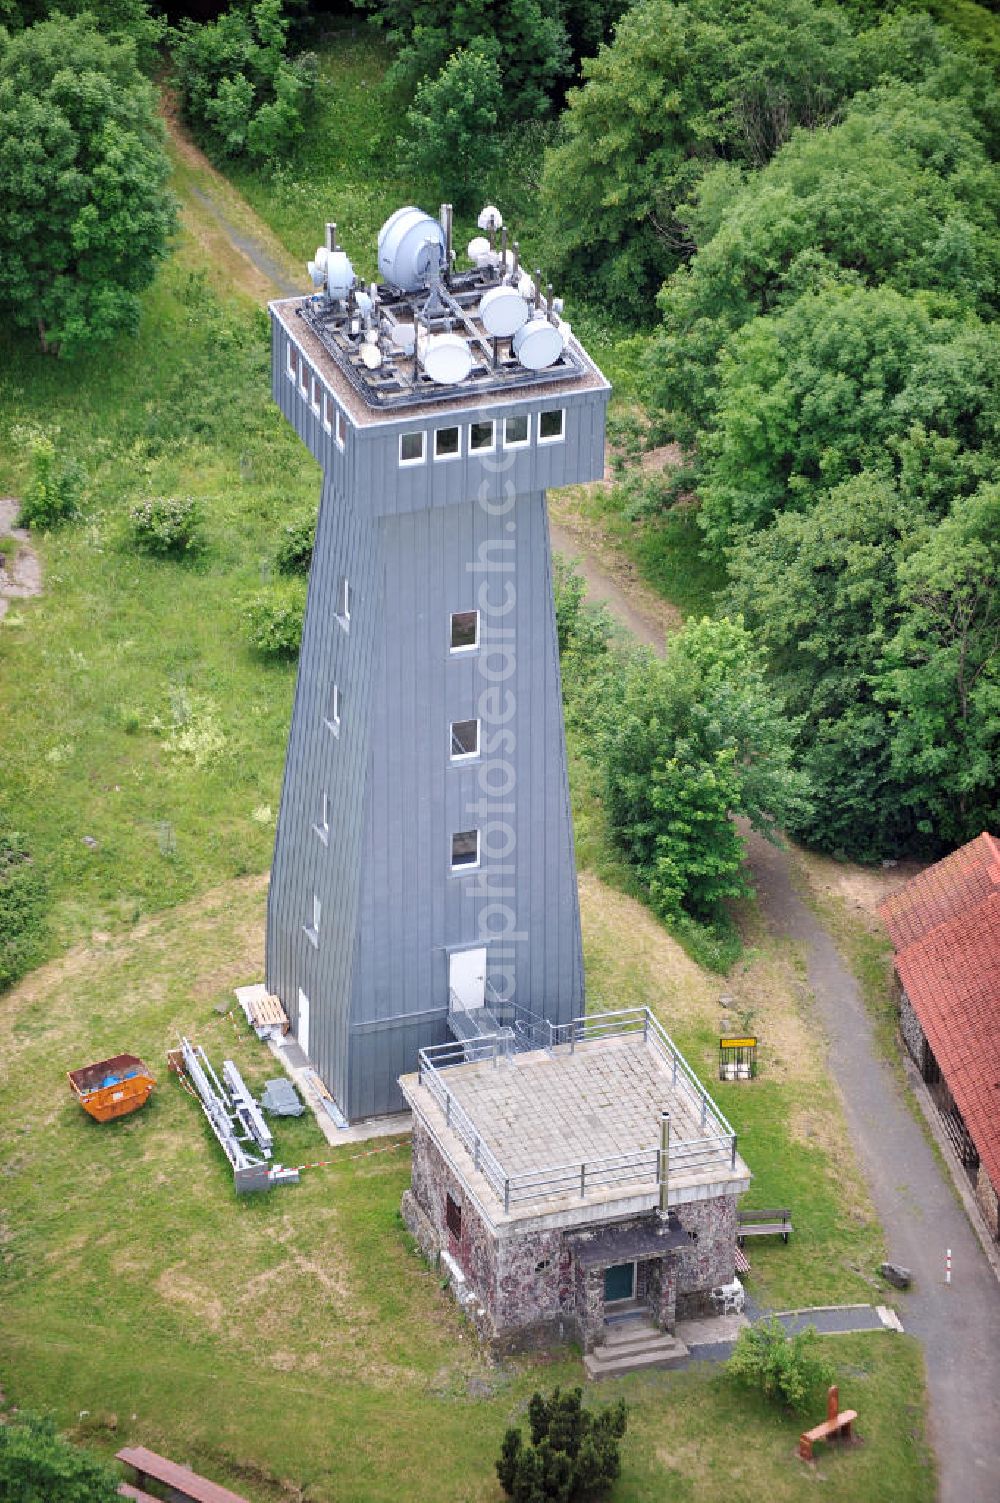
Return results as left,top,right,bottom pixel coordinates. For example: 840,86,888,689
0,0,997,972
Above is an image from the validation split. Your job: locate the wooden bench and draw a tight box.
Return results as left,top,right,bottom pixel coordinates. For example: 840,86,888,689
118,1486,160,1503
798,1386,858,1463
737,1207,792,1244
116,1445,249,1503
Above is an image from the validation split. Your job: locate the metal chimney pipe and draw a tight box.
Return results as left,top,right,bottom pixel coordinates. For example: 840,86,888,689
500,224,508,274
440,203,453,271
534,269,543,309
658,1110,671,1215
512,239,520,280
326,222,337,252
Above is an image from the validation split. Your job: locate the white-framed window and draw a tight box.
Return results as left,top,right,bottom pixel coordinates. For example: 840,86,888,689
299,359,310,398
451,829,480,870
449,610,479,653
303,893,321,947
434,425,461,461
325,681,341,735
314,788,330,844
504,414,530,448
538,408,565,443
469,419,495,454
322,391,333,434
310,373,321,417
335,408,347,450
336,575,352,629
286,345,298,384
450,719,480,761
399,431,426,466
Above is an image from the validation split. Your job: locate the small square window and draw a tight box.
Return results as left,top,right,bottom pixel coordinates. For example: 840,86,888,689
310,374,321,416
469,420,495,453
434,426,460,460
539,408,565,442
335,408,347,450
450,610,479,652
450,719,480,760
504,414,529,448
299,360,310,398
322,391,333,434
303,893,321,948
325,681,341,735
336,575,352,628
314,789,330,844
400,431,425,465
451,829,480,870
286,345,298,383
446,1193,462,1240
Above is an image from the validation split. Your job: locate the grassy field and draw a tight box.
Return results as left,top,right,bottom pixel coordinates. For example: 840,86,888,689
0,871,933,1503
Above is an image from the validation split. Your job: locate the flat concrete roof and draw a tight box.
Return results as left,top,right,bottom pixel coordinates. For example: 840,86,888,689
400,1030,751,1229
270,296,609,429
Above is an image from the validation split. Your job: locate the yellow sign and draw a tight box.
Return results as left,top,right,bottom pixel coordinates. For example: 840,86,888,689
720,1037,757,1049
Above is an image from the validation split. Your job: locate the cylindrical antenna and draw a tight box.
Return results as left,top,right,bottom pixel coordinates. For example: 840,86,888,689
441,203,453,274
535,269,543,310
325,222,337,252
547,283,554,318
512,239,521,281
500,224,508,275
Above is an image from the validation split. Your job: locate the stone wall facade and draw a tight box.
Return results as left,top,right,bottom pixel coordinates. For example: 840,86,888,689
405,1119,740,1346
899,989,926,1068
976,1163,1000,1241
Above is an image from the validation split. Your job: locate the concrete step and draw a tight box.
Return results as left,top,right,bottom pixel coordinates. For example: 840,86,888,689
584,1332,689,1380
601,1326,673,1357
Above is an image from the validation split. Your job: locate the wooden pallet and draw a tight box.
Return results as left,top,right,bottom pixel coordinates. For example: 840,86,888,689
247,993,288,1035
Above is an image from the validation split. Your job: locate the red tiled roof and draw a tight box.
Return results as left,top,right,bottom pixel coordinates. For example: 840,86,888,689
879,832,1000,949
879,834,1000,1193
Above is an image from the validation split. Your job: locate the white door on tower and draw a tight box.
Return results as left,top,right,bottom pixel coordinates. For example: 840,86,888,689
297,986,310,1057
449,948,487,1013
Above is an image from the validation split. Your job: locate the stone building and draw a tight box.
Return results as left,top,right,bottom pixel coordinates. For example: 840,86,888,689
880,833,1000,1243
399,1008,751,1355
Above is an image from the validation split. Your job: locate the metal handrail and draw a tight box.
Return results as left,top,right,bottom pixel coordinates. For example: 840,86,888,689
417,1006,740,1213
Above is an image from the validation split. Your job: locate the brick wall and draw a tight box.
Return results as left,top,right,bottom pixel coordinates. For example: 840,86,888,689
672,1195,738,1318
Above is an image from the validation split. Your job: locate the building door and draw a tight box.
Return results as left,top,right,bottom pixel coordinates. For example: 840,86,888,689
297,986,310,1057
604,1262,636,1304
449,948,487,1013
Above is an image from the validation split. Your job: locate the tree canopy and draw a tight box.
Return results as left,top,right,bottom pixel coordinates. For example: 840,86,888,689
0,14,175,355
0,1413,120,1503
401,39,502,207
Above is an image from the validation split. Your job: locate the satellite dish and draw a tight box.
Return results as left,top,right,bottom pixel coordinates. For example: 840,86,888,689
391,322,416,355
512,317,563,371
361,342,383,371
325,250,356,302
467,235,491,266
516,272,536,302
378,206,446,291
480,284,530,338
477,204,503,232
355,289,374,317
419,331,473,385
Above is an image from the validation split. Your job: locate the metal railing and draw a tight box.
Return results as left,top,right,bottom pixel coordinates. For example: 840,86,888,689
417,1006,740,1214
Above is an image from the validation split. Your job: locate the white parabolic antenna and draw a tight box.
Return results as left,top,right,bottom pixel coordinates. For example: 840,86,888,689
467,235,491,266
513,316,564,371
420,332,473,385
480,284,530,338
378,206,445,292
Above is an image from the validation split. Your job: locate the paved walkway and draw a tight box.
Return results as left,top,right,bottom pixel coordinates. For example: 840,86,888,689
559,522,1000,1501
747,829,1000,1503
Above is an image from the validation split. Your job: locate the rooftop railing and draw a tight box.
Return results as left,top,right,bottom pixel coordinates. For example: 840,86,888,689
416,1006,740,1215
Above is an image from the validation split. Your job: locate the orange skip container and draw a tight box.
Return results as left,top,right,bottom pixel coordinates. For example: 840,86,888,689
68,1053,155,1122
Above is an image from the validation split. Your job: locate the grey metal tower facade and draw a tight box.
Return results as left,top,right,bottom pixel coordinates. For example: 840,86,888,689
266,205,609,1119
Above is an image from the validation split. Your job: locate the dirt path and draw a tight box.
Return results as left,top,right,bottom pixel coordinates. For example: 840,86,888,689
0,499,42,624
561,510,1000,1502
160,94,302,304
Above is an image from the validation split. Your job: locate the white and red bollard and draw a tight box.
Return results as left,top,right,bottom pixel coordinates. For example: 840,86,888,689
945,1248,952,1285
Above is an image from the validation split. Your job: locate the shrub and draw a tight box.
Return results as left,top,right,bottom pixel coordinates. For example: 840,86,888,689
242,583,305,657
0,1411,120,1502
274,511,316,575
18,434,84,530
400,41,503,208
127,494,202,557
0,828,47,991
728,1318,835,1413
496,1386,628,1500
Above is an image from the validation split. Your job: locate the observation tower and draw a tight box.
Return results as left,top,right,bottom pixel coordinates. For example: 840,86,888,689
266,203,610,1120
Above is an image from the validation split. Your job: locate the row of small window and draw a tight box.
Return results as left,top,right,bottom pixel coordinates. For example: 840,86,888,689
399,409,565,467
286,345,347,448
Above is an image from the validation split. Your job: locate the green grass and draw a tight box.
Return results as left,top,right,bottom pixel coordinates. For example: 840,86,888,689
0,255,317,957
0,878,933,1503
